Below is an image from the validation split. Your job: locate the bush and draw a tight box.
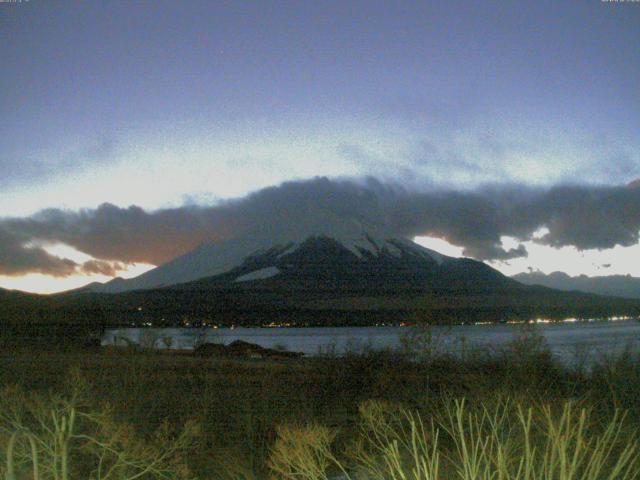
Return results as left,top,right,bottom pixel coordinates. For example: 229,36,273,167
139,329,160,349
589,345,640,413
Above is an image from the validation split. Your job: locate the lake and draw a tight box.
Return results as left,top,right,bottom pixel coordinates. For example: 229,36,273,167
104,319,640,366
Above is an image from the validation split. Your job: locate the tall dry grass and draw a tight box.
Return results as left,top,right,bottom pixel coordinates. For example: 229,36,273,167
0,371,198,480
268,398,640,480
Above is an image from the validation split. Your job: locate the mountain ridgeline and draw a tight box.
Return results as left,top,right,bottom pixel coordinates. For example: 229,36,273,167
513,271,640,300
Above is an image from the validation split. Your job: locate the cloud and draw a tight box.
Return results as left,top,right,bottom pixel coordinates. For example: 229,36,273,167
80,260,128,276
0,230,77,277
3,203,237,266
0,177,639,277
529,185,640,250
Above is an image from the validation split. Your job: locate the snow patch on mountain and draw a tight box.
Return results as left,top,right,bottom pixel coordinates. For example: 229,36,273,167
234,266,281,283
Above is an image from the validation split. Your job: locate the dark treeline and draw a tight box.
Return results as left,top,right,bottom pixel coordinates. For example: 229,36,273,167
2,282,640,347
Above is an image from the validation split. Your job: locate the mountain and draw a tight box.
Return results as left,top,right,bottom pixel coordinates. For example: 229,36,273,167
0,287,37,300
91,230,519,294
72,228,640,326
4,225,640,329
513,271,640,299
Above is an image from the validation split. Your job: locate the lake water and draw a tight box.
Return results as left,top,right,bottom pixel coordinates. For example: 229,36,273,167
104,319,640,366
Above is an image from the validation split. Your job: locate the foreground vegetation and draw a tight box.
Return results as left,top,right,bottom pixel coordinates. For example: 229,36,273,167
0,327,639,479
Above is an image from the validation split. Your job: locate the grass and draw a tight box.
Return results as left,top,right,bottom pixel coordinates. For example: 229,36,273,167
270,398,640,480
0,371,199,480
0,326,638,479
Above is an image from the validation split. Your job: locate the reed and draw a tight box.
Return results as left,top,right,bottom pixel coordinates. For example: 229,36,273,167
268,398,640,480
0,373,198,480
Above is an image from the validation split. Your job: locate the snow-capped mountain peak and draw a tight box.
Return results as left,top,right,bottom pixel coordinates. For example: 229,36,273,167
91,227,449,293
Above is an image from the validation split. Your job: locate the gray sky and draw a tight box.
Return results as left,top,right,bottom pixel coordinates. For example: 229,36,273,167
1,0,639,292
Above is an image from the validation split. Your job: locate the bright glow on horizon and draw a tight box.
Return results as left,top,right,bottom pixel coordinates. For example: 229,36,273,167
416,235,640,278
0,243,155,294
413,236,465,258
490,237,640,278
0,262,155,294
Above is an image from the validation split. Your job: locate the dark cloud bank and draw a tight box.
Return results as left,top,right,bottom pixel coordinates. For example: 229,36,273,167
1,177,640,278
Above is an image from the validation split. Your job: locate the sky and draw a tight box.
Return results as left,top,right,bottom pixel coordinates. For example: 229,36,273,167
0,0,639,293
